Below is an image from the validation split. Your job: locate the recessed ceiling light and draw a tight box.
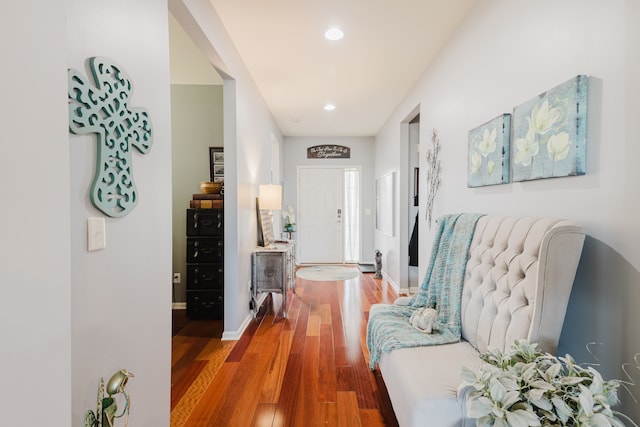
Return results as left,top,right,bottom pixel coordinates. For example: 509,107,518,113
324,27,344,41
324,103,336,111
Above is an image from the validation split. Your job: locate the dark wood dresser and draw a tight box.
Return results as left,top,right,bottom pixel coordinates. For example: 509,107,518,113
186,208,224,319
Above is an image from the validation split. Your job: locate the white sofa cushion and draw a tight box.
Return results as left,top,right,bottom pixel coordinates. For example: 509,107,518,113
379,342,483,427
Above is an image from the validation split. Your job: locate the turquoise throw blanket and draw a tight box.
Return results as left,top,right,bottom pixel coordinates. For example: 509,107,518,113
366,213,484,369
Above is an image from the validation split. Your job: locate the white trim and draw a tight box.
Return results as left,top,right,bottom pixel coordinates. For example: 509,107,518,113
343,167,362,263
382,270,406,295
221,293,268,341
222,315,250,341
397,105,420,301
172,302,187,310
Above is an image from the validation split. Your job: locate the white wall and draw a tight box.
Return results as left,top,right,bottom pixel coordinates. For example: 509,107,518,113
376,0,640,421
375,120,406,289
67,0,173,425
169,12,223,85
283,137,376,263
1,1,173,425
170,85,224,302
171,0,283,338
0,2,71,425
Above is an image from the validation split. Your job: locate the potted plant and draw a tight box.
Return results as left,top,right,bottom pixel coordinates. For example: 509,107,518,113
461,340,632,427
282,204,295,232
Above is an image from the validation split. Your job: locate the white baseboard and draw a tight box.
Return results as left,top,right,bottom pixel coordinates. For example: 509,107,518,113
221,294,268,341
381,270,401,293
172,302,186,310
222,316,250,341
380,271,413,295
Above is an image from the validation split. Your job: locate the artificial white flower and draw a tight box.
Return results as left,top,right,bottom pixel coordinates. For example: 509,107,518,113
547,131,572,162
282,204,295,225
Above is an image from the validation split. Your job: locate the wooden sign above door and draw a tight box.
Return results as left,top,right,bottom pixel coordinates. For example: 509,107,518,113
307,145,350,159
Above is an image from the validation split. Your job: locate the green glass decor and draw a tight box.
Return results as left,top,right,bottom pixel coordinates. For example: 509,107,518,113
282,205,296,232
68,57,153,217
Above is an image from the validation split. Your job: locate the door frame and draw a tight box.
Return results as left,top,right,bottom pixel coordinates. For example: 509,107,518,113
400,105,421,293
343,166,362,263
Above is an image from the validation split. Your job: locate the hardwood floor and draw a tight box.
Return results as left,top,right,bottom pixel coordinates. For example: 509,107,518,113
171,268,400,426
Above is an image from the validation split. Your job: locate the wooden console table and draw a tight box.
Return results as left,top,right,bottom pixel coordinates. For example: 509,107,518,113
251,241,295,318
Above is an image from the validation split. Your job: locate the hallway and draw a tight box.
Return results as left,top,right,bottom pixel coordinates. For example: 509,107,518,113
171,270,400,426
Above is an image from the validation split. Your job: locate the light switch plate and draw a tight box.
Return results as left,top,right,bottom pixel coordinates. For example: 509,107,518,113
87,217,106,251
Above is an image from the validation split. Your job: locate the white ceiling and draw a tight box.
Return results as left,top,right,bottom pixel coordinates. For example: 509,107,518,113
207,0,478,137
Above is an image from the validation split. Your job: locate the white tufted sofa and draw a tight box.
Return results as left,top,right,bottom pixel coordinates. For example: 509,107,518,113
371,215,585,427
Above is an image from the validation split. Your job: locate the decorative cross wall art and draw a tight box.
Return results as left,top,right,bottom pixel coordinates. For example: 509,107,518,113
467,114,511,187
511,75,588,182
68,57,153,217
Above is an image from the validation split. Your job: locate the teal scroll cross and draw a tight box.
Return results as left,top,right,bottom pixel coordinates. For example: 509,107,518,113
68,57,153,217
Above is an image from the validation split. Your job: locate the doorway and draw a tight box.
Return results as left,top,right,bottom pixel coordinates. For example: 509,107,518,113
168,12,225,310
408,114,420,292
297,167,361,264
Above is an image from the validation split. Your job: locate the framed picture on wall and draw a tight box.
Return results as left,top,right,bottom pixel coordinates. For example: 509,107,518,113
413,167,419,206
511,75,588,182
255,197,275,247
209,147,224,182
467,113,511,187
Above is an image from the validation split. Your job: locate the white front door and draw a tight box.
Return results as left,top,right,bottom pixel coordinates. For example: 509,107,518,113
298,167,344,263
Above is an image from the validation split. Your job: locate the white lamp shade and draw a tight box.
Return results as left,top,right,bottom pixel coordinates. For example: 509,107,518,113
259,184,282,210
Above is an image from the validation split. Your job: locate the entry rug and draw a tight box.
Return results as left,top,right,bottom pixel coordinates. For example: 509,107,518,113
296,265,359,281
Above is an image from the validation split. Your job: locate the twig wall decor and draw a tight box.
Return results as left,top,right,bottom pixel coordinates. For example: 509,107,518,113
425,129,441,230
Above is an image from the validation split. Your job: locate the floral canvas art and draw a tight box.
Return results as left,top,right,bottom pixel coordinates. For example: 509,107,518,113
511,75,588,182
468,114,511,187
